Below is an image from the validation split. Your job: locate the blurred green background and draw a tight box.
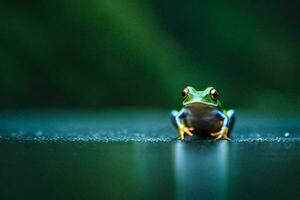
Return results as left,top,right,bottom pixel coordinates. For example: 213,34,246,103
0,0,299,113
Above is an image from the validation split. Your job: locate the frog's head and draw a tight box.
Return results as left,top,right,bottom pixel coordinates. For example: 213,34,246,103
181,86,222,107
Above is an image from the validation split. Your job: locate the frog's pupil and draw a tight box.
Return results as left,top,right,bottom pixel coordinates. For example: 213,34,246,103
182,88,189,99
210,89,218,100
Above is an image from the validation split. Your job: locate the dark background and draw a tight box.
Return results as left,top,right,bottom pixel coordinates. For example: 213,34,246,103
1,0,299,113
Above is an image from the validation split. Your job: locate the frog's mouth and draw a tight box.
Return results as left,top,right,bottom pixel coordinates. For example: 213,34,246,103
184,101,217,107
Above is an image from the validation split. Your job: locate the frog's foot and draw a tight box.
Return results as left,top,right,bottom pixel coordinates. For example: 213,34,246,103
210,127,231,141
177,126,194,140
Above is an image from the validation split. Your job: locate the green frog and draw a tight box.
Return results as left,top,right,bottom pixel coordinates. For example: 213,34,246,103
171,86,235,140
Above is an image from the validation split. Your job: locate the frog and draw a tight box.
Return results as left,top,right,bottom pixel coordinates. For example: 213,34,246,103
170,86,235,140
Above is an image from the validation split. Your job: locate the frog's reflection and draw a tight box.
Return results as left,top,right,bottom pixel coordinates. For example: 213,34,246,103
173,141,230,199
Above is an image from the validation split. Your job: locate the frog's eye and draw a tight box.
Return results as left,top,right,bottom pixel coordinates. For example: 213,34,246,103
181,87,189,99
210,88,218,100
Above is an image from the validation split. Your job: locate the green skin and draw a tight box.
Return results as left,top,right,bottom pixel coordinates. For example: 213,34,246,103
171,86,235,140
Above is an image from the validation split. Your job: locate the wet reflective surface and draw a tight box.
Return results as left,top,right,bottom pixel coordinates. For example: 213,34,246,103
0,110,299,199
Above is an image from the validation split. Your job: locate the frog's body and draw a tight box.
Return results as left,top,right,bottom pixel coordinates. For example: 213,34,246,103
171,86,235,140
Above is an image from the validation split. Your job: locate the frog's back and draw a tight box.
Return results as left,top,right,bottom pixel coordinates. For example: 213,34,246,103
183,102,222,135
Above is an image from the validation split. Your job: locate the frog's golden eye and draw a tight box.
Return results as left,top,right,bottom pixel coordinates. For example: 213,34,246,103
181,87,189,99
210,88,218,100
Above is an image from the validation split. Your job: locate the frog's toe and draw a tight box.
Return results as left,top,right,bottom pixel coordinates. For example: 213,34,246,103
223,135,231,141
184,127,193,136
210,131,222,137
177,133,184,140
177,126,193,140
222,127,231,140
215,134,223,140
211,128,230,140
177,136,183,140
211,132,223,140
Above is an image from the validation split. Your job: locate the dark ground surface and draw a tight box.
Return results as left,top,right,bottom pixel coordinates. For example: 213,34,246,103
0,109,299,200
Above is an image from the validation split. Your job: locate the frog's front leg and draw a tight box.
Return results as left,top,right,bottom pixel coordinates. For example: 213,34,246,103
226,109,235,137
211,109,235,140
170,109,193,140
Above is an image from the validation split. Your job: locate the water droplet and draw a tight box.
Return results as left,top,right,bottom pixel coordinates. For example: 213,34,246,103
284,132,290,137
